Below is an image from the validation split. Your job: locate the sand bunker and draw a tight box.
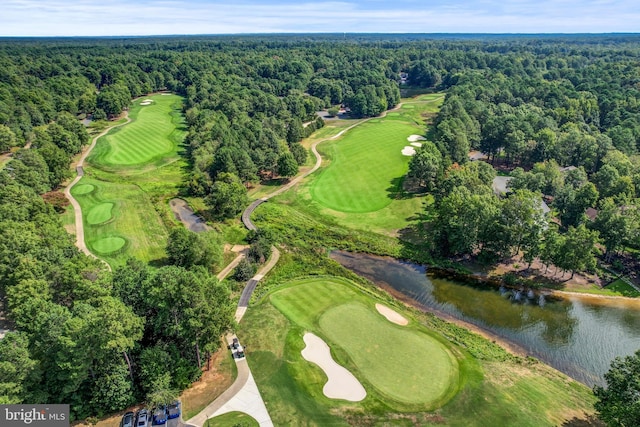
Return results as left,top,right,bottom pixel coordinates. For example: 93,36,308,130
410,142,423,148
301,333,366,402
375,304,408,326
140,101,152,106
407,134,427,142
401,146,416,156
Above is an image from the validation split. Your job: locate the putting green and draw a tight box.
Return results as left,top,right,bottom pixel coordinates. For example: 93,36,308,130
311,119,420,213
270,278,459,408
91,94,183,167
72,184,95,195
87,202,114,225
92,236,126,254
320,303,456,405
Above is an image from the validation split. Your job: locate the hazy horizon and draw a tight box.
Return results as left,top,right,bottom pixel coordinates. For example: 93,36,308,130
2,0,639,37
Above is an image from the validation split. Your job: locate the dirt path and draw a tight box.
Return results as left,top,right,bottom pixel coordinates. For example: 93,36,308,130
63,114,131,271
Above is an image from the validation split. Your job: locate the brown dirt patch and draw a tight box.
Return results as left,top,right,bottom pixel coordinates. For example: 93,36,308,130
180,346,235,419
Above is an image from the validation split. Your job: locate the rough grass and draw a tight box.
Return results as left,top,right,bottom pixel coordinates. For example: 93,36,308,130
605,278,640,297
89,94,185,168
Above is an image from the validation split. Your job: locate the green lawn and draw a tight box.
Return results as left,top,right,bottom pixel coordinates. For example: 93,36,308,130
310,119,420,213
205,412,258,427
71,177,169,265
320,303,457,406
237,275,598,426
88,95,184,169
73,94,187,267
605,278,640,297
249,277,463,417
284,95,442,235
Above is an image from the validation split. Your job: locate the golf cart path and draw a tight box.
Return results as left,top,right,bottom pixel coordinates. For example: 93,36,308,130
193,96,444,426
64,113,131,271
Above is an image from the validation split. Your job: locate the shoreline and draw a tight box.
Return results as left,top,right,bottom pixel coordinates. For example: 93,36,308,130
375,282,532,359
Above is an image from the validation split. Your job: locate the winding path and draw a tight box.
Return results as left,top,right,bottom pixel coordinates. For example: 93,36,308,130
64,114,131,271
189,97,445,426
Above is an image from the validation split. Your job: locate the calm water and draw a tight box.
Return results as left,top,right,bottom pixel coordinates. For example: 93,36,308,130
331,250,640,386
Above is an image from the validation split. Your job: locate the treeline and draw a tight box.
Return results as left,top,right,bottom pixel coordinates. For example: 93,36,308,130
3,35,640,416
408,38,640,272
0,167,232,418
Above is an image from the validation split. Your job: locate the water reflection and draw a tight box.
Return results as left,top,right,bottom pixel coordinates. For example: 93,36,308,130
331,250,640,386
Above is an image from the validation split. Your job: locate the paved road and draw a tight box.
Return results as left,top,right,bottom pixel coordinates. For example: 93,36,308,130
189,99,449,426
241,198,267,231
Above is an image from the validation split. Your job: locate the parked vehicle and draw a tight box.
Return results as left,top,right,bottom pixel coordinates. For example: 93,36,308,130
152,405,167,425
232,337,240,349
167,401,180,419
136,409,149,427
121,411,134,427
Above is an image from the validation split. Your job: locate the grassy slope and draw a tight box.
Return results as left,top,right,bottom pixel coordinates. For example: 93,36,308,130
88,96,181,168
74,94,186,266
240,277,471,425
239,276,598,427
242,93,597,425
310,119,420,213
205,412,258,427
290,95,443,235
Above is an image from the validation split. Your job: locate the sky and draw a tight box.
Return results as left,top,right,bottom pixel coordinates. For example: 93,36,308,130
1,0,639,37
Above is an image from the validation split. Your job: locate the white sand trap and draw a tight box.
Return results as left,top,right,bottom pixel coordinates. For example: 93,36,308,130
301,333,366,402
410,142,423,148
161,93,171,95
140,101,152,106
375,303,408,326
401,146,416,156
407,134,427,142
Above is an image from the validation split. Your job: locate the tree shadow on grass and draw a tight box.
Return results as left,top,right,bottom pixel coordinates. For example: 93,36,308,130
561,414,604,427
386,177,414,200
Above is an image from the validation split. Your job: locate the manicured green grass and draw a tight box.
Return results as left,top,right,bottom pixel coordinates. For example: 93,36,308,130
282,95,442,235
266,278,461,411
86,202,114,225
320,303,457,405
72,183,94,195
238,275,598,426
205,412,258,427
311,119,419,213
73,94,187,267
89,94,185,168
72,177,170,266
92,236,126,254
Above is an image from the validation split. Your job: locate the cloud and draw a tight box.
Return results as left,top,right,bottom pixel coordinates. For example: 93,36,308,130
1,0,639,36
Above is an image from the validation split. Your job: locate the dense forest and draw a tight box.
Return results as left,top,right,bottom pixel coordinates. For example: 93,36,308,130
1,34,640,419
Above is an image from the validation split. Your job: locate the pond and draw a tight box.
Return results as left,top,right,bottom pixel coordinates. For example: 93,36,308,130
331,250,640,386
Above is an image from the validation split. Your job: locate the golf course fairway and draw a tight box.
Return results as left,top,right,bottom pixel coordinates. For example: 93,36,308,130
269,278,460,409
89,95,183,168
73,93,186,266
311,119,419,213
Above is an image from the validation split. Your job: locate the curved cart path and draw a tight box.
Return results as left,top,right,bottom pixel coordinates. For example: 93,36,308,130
64,114,131,271
191,97,445,426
